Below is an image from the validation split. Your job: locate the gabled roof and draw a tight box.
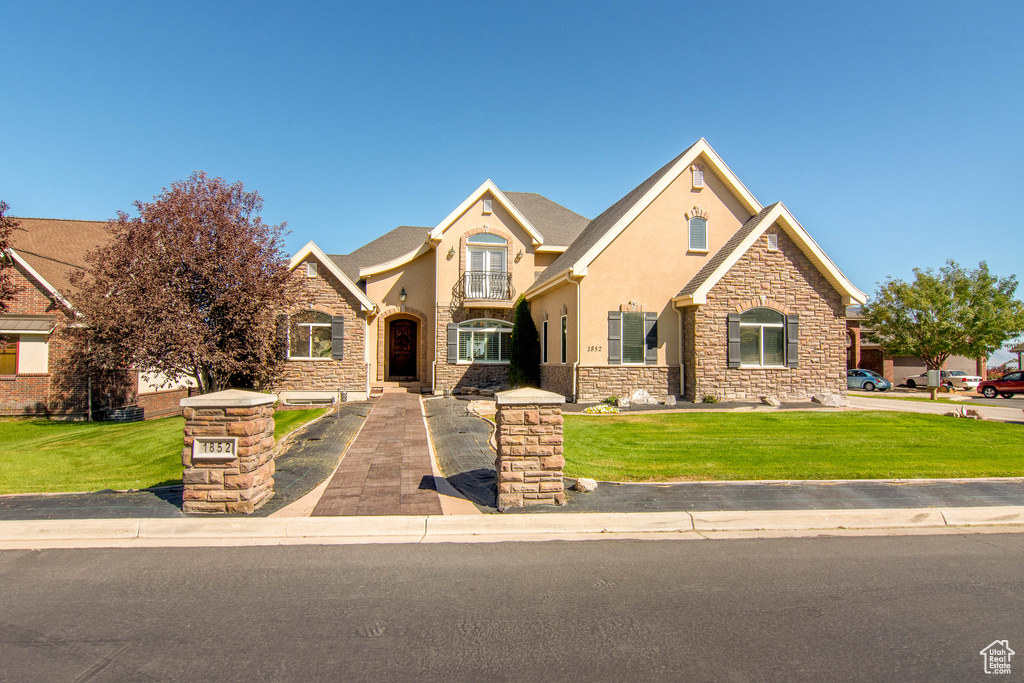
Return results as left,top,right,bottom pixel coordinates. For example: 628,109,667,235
527,138,762,294
350,183,587,278
289,241,377,313
7,217,110,300
428,179,544,246
673,202,867,306
503,192,589,248
327,225,431,281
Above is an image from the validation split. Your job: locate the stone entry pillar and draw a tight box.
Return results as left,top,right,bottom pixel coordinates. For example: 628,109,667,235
180,389,277,514
494,388,566,510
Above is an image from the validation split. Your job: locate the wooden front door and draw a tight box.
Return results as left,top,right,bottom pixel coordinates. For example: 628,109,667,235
388,319,417,379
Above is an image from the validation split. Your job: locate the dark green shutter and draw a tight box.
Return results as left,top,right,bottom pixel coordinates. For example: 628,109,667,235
727,313,741,368
331,316,345,360
786,314,799,368
644,312,658,365
447,323,459,363
608,312,621,365
276,314,289,360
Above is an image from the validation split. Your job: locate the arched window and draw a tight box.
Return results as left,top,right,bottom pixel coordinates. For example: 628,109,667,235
688,217,707,251
457,319,512,363
739,308,785,367
289,311,332,359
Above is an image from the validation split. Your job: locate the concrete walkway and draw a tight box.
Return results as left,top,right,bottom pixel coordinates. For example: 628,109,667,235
312,393,443,517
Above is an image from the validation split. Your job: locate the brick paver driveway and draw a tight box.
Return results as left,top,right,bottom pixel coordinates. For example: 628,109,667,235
312,392,443,516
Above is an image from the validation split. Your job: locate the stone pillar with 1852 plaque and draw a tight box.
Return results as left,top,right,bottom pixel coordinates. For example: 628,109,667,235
180,389,278,514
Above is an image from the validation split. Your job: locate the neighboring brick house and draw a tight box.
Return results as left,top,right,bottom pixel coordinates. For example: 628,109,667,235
1,218,193,418
845,307,986,384
292,138,865,402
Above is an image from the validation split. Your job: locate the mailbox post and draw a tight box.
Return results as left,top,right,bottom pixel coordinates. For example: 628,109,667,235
927,369,941,401
180,389,277,514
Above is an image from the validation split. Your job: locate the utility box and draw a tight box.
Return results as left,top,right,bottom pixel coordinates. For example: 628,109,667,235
926,370,942,388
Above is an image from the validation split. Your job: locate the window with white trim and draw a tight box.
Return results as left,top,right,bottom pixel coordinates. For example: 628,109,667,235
766,233,778,251
0,334,16,375
289,311,332,359
740,308,785,367
305,262,317,277
457,319,512,363
560,315,567,364
689,217,707,251
542,320,548,364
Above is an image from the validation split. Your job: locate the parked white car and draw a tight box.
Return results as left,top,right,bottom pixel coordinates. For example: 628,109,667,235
903,370,982,390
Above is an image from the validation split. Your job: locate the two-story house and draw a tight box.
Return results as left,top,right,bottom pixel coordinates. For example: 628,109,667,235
278,138,866,404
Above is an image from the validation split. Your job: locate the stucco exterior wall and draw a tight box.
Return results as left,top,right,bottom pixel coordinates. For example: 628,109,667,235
434,193,539,309
274,256,368,394
577,157,752,369
684,225,847,402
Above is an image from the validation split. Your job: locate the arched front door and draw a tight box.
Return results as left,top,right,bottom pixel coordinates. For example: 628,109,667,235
388,319,418,380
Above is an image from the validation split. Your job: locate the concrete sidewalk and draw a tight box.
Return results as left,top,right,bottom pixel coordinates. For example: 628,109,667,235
2,506,1023,549
848,395,1024,422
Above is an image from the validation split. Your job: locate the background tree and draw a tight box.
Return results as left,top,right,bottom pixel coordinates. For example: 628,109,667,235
0,201,20,311
862,260,1024,370
508,295,540,388
64,172,297,393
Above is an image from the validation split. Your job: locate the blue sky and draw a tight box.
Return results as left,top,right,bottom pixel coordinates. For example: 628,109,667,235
3,1,1022,313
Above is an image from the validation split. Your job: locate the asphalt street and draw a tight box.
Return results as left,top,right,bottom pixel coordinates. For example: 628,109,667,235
2,533,1022,681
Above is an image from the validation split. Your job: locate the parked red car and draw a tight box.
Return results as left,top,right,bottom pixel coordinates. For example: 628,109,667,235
978,371,1024,398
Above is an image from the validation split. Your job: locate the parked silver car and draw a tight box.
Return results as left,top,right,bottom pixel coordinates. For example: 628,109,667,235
903,370,981,390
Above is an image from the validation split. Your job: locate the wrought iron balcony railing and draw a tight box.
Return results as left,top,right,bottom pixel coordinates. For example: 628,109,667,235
452,271,515,307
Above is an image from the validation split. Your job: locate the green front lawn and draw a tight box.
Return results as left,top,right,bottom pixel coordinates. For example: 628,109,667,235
0,407,327,495
564,411,1024,482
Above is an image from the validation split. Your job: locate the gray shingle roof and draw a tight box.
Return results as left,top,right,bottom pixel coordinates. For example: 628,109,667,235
502,192,589,246
676,203,779,298
531,143,697,289
327,225,431,280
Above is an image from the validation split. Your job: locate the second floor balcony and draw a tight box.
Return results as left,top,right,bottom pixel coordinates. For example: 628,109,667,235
452,271,515,307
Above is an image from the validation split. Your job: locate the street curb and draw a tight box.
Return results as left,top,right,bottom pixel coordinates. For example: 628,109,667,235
3,507,1024,548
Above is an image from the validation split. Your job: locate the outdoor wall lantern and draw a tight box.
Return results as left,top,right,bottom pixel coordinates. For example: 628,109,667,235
447,246,455,260
399,287,407,302
515,249,524,263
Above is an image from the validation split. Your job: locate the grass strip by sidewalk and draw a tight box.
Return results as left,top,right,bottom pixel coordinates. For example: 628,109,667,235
564,410,1024,482
0,407,327,495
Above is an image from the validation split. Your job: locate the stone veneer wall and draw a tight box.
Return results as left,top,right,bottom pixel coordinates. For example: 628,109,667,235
274,259,367,393
683,227,847,402
494,394,565,509
434,305,515,392
575,365,681,402
181,401,275,514
540,365,574,399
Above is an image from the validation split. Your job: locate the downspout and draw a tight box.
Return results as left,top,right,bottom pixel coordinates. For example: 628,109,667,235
675,305,684,399
573,273,582,403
